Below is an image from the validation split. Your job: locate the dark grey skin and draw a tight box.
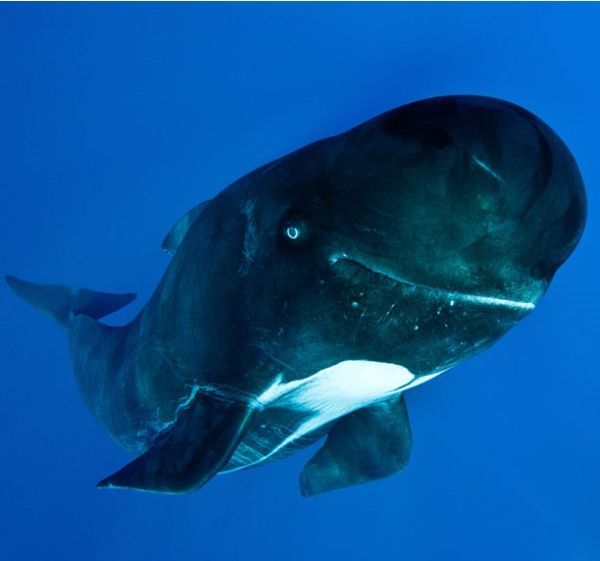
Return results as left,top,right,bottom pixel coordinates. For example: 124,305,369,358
7,96,586,496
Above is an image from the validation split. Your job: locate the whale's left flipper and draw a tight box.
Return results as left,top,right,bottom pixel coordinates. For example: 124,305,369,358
98,392,254,494
299,394,412,497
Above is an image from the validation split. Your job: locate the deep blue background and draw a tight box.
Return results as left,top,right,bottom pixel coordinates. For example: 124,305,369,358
1,4,598,561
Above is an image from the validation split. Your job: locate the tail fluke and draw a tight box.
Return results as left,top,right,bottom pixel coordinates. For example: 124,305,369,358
6,275,136,327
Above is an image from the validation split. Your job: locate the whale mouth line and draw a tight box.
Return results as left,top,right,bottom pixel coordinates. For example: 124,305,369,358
332,254,536,312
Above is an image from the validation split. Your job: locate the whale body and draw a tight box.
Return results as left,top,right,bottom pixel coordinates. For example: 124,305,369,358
7,95,586,496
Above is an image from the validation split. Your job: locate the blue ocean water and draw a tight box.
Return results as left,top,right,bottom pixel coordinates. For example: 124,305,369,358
1,3,598,560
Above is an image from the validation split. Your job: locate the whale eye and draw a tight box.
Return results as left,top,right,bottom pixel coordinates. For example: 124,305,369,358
280,216,311,248
285,225,301,241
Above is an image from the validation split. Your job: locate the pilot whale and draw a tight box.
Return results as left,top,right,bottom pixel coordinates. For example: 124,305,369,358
7,95,586,496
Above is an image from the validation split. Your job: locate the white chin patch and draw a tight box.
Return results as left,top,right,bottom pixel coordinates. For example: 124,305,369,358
259,360,415,411
245,360,442,467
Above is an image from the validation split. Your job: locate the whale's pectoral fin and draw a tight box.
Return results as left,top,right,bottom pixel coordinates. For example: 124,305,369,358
299,394,412,497
162,199,212,255
97,392,253,494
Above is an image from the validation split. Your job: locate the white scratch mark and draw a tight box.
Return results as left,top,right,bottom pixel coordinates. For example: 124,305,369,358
239,198,258,274
472,155,506,184
341,257,536,312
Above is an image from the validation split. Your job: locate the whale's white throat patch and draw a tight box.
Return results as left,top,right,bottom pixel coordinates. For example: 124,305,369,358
228,360,443,468
259,360,415,411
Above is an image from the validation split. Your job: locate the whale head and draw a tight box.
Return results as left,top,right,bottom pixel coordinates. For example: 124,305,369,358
203,96,587,377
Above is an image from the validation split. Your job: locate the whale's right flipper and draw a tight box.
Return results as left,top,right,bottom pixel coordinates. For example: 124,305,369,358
299,394,412,497
98,392,254,494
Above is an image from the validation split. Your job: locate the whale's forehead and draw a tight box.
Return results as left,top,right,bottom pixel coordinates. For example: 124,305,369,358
240,97,584,315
